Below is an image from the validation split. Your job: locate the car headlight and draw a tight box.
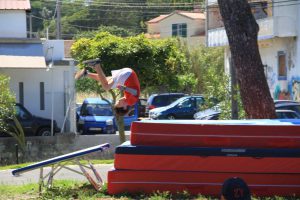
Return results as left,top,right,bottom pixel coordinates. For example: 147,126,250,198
78,119,84,124
106,119,113,125
150,112,161,118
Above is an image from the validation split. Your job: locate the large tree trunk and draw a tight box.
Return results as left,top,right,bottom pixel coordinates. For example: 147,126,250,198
217,0,276,119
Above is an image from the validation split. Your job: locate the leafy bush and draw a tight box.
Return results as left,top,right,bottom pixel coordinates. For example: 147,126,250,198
0,74,16,133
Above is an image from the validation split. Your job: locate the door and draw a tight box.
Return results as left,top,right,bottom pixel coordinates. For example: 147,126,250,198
176,98,196,119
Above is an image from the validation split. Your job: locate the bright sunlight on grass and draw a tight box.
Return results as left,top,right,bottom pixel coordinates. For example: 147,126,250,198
0,159,114,170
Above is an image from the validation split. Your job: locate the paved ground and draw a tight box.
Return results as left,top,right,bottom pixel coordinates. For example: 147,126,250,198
0,164,113,185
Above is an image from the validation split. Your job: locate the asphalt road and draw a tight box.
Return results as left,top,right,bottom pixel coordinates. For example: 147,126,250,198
0,164,113,185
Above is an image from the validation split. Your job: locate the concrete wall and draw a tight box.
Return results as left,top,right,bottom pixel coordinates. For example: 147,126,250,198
0,10,27,38
0,134,130,166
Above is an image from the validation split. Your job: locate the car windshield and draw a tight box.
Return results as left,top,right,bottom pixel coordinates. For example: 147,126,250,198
81,103,113,116
277,105,300,114
168,97,188,107
276,111,300,119
152,95,184,107
16,104,32,119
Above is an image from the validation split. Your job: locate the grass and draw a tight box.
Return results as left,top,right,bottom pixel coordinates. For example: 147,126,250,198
0,180,299,200
0,159,114,170
0,180,217,200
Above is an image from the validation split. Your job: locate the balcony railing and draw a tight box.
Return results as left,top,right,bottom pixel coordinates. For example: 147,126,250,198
207,16,296,47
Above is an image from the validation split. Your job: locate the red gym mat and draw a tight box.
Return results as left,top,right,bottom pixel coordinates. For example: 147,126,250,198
114,142,300,173
115,154,300,173
107,169,300,197
130,120,300,148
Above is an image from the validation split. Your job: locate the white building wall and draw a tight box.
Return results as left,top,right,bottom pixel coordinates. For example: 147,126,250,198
159,14,203,38
273,0,298,37
0,10,27,38
43,40,65,61
0,65,75,131
147,23,160,34
224,37,299,101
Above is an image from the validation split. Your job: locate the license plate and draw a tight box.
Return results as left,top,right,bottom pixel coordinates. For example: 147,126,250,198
89,127,102,131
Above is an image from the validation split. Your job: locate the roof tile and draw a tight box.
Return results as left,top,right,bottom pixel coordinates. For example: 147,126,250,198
0,0,31,10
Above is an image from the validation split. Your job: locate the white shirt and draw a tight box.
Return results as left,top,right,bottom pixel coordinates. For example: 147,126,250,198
111,68,132,89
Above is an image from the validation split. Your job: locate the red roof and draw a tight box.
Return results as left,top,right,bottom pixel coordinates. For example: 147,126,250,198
179,11,205,20
147,15,169,24
0,0,31,10
147,11,205,24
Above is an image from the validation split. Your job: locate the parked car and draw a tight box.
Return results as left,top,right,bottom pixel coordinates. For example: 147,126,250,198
138,98,147,118
76,98,139,135
1,103,60,137
193,104,221,120
194,100,300,120
275,109,300,119
274,100,300,115
146,93,186,116
149,95,204,120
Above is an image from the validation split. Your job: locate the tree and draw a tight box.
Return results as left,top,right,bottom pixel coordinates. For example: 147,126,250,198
217,0,276,119
0,75,25,149
72,32,193,143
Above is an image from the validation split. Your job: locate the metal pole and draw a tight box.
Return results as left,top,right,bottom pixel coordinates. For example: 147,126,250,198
15,144,19,164
29,14,32,38
51,66,54,136
56,0,61,39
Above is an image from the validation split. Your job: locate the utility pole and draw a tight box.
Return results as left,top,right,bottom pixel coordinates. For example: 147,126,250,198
29,14,32,38
56,0,61,39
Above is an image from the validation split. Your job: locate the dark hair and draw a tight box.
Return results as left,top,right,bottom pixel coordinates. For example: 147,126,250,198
114,106,130,116
221,177,251,200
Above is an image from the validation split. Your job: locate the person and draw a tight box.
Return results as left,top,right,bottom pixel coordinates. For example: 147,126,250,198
221,177,251,200
75,58,140,116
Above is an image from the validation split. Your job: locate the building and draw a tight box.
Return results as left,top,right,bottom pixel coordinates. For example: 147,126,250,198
0,0,76,134
206,0,300,101
146,10,206,48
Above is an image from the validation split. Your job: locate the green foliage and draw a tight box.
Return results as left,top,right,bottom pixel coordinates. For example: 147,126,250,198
75,77,100,93
75,25,135,39
183,45,245,119
72,32,194,95
30,0,206,39
0,74,16,133
5,116,26,150
0,74,25,149
0,180,297,199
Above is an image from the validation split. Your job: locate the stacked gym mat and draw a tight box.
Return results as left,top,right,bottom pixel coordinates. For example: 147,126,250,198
108,120,300,197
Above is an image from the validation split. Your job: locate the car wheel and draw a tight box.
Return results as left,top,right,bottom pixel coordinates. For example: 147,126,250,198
37,128,52,136
167,114,176,120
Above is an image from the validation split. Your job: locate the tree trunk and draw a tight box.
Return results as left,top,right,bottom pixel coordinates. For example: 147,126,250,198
116,115,126,144
217,0,276,119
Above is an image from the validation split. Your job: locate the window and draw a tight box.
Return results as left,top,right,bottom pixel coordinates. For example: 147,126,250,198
40,82,45,110
172,23,187,38
179,99,192,108
19,82,24,105
278,51,287,80
251,1,269,20
196,97,204,109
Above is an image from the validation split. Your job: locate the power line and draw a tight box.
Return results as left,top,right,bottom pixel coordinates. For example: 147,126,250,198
30,0,201,6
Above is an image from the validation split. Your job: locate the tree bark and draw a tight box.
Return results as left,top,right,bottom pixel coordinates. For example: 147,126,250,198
217,0,276,119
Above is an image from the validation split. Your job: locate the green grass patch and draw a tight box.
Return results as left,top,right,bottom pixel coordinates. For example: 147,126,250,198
0,159,114,170
0,182,39,199
0,180,299,200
